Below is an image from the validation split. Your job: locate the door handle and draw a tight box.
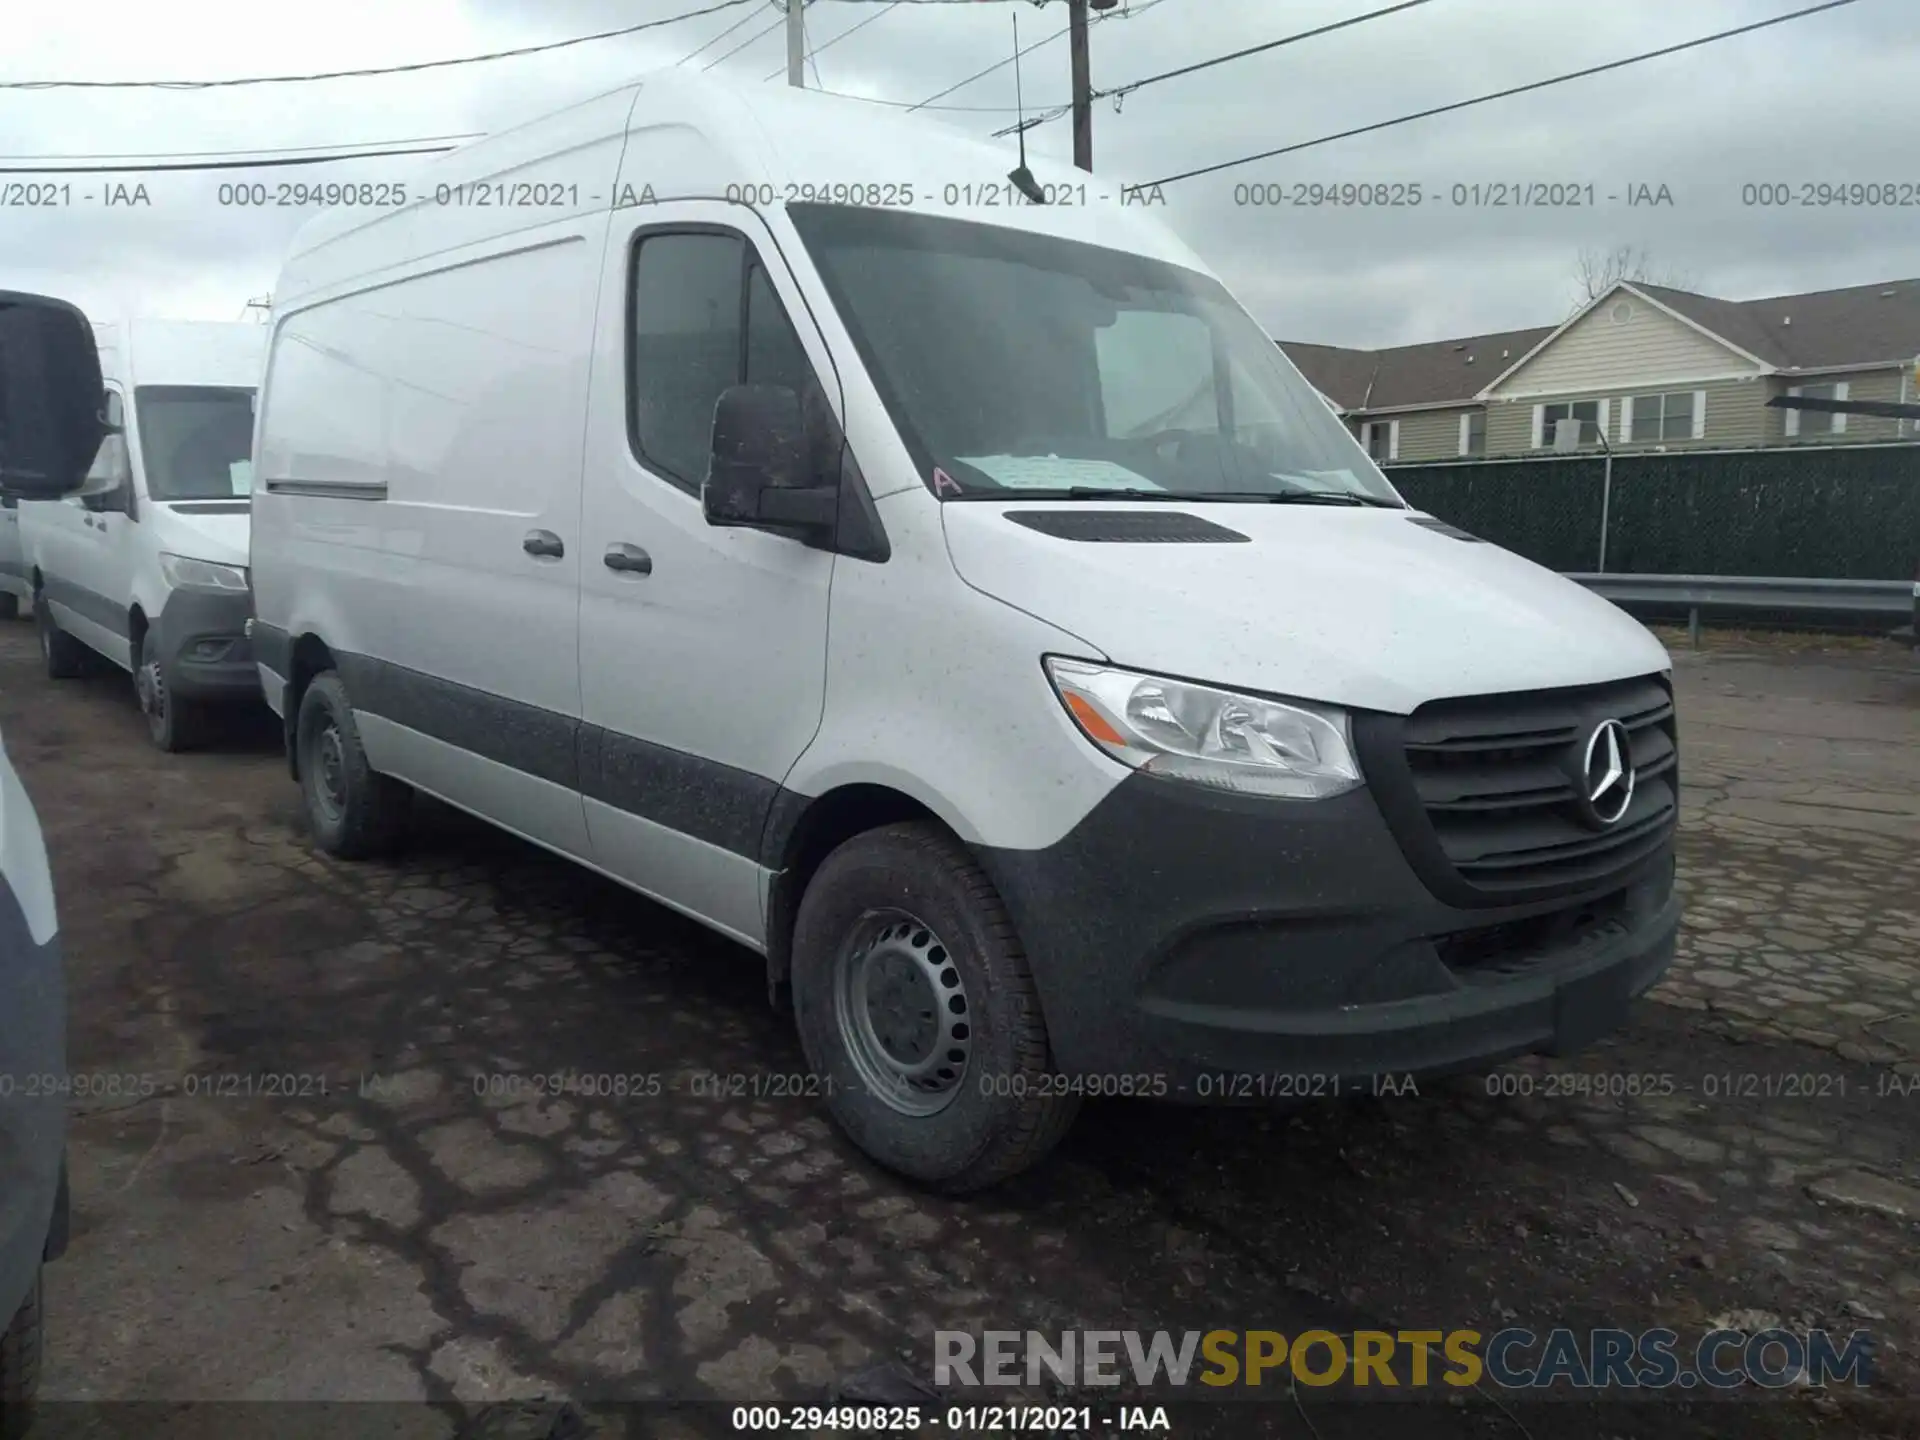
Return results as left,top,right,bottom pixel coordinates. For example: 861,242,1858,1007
603,543,652,575
523,530,565,559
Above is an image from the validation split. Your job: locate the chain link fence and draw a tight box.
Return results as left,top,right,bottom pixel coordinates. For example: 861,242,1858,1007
1387,443,1920,580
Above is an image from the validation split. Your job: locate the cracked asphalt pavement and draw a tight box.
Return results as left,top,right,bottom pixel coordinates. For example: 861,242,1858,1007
3,620,1916,1439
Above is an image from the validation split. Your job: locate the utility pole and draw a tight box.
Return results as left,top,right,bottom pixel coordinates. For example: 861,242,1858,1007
1068,0,1093,170
1069,0,1119,172
787,0,806,87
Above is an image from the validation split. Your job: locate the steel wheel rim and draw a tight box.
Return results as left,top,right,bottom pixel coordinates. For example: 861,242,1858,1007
311,723,347,824
833,907,973,1118
138,661,167,736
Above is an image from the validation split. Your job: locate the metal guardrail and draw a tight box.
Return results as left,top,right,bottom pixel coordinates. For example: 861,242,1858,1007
1567,573,1914,646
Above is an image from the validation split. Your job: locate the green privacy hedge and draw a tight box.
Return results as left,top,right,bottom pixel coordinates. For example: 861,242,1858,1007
1388,444,1920,579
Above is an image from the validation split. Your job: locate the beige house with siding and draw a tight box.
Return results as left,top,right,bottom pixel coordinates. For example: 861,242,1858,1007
1281,276,1920,464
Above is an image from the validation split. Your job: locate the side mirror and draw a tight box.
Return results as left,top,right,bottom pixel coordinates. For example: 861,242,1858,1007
80,433,133,513
703,383,837,538
0,292,107,502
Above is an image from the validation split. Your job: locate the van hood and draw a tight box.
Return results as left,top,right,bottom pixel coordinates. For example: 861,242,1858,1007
154,505,251,569
941,502,1671,716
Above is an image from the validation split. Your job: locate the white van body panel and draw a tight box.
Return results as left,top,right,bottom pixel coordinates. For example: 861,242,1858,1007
940,502,1673,716
21,320,264,673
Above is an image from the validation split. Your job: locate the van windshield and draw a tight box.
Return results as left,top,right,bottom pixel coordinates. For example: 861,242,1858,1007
788,204,1399,504
133,385,256,501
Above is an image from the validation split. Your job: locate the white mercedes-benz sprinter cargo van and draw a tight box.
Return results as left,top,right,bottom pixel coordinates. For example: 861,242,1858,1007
249,73,1681,1191
25,319,266,751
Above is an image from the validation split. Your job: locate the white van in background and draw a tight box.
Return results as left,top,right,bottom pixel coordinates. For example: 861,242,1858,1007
249,72,1681,1191
0,493,27,620
24,320,266,750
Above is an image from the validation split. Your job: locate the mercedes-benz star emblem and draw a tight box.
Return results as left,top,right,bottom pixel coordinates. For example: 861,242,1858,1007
1581,719,1635,826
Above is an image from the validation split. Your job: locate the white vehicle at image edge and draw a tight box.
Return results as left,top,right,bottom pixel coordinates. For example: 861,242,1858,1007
247,71,1683,1191
23,319,266,751
0,290,105,1437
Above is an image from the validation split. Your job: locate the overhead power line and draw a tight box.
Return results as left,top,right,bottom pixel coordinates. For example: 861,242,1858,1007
702,4,791,70
994,0,1432,137
0,0,758,89
764,0,901,81
1144,0,1862,188
911,0,1167,111
681,1,772,63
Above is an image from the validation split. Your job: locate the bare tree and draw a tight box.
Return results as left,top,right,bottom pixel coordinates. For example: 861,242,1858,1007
1570,245,1693,313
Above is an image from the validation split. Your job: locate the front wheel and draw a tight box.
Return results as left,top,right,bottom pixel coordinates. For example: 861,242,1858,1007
294,671,411,859
790,822,1078,1193
137,630,208,753
0,593,18,621
35,596,89,680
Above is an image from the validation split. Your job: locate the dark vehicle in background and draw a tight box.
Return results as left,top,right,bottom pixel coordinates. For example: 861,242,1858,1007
0,290,109,1438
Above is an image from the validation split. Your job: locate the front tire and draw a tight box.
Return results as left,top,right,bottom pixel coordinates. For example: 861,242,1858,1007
0,1267,43,1440
294,671,411,859
0,593,18,621
35,596,89,680
790,822,1078,1193
137,630,208,753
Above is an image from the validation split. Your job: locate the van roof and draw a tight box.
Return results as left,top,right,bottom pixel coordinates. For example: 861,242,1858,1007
275,69,1208,308
93,319,267,390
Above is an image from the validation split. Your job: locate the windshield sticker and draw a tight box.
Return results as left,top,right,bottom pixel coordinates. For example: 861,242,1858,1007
931,466,963,496
229,460,253,495
954,455,1165,492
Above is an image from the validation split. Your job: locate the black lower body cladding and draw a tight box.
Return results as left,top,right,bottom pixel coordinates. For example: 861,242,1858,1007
976,773,1678,1089
152,587,256,701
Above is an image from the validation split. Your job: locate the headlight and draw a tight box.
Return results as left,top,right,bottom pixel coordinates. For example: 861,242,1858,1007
158,553,249,591
1045,658,1362,799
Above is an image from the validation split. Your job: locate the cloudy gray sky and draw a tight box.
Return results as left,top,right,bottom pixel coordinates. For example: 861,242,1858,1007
2,0,1914,349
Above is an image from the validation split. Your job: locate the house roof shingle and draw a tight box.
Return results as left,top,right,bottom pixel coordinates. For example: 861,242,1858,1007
1282,277,1920,412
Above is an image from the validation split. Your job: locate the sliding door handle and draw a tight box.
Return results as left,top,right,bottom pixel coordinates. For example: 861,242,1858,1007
523,530,565,559
603,543,652,575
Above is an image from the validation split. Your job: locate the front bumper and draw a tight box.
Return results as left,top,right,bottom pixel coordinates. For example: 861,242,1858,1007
0,876,65,1326
978,774,1678,1089
153,586,258,702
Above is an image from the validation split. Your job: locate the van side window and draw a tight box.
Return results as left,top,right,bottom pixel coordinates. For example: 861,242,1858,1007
631,233,746,490
629,235,830,494
745,263,812,393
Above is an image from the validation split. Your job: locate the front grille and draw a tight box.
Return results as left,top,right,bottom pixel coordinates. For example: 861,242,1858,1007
1354,673,1678,906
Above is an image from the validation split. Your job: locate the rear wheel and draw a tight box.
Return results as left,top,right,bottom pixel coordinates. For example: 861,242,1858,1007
137,630,208,753
35,595,89,680
0,1267,43,1440
790,822,1078,1193
294,671,411,858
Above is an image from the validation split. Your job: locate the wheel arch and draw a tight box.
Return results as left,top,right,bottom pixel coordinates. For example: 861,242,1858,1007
761,782,951,1006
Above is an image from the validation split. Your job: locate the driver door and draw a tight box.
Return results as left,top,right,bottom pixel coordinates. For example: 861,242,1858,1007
42,385,135,665
576,208,837,946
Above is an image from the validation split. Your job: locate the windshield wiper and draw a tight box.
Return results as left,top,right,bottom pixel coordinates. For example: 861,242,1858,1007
1258,491,1403,507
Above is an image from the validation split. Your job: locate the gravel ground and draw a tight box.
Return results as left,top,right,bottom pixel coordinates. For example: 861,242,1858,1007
2,618,1915,1440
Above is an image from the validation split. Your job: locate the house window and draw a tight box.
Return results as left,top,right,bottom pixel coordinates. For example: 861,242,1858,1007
1540,400,1601,446
1630,391,1697,443
1464,409,1486,457
1362,420,1397,461
1785,382,1846,436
